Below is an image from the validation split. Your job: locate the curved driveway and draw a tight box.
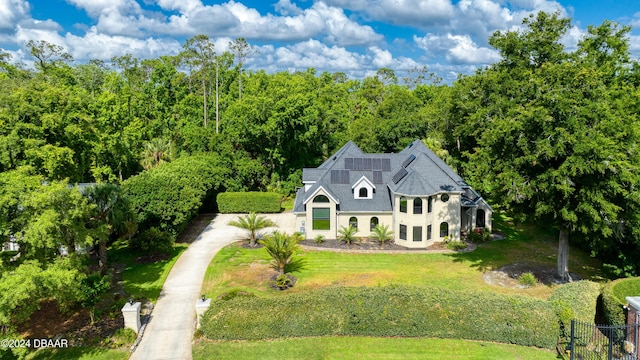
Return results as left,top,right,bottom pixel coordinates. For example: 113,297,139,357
130,213,295,360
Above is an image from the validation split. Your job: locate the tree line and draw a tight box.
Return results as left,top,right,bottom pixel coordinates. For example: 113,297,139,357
1,11,640,337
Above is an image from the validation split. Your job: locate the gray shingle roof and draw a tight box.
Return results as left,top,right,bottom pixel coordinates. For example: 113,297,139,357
294,139,485,213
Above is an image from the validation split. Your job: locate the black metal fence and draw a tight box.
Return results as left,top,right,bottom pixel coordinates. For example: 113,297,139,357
568,320,639,360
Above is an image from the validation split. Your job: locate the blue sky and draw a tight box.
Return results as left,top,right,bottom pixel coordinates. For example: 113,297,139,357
1,0,639,82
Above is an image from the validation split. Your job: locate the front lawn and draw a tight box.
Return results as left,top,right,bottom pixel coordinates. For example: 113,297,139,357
193,337,559,360
201,214,603,300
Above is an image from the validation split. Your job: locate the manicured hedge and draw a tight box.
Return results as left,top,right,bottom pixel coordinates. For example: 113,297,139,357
602,277,640,326
201,285,558,349
549,280,600,339
217,192,282,213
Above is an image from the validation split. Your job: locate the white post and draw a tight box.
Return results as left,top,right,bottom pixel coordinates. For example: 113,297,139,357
195,297,211,329
626,297,640,358
121,301,142,334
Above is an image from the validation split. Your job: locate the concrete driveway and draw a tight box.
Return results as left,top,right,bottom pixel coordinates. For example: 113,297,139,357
129,212,295,360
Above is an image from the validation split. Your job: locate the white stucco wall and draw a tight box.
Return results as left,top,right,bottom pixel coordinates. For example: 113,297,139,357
393,192,461,248
336,213,393,238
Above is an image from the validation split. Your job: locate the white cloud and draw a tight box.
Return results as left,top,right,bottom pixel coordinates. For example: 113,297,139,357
14,25,69,50
155,0,202,13
369,46,393,68
560,25,584,53
0,0,30,30
414,33,500,64
65,27,182,60
324,0,455,23
274,0,301,16
629,34,640,59
273,39,363,70
66,0,142,18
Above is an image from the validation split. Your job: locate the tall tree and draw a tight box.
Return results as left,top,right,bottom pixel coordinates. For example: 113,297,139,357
27,40,73,71
20,181,96,263
229,38,255,100
452,12,640,280
183,35,215,128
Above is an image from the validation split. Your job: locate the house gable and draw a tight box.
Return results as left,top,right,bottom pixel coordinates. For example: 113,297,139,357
352,175,375,200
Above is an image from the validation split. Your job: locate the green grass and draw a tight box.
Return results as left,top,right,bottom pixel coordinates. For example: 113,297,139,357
109,241,188,301
199,212,603,355
25,347,129,360
193,337,559,360
202,214,602,300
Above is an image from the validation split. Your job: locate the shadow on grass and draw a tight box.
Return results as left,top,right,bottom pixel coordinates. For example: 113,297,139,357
446,212,602,280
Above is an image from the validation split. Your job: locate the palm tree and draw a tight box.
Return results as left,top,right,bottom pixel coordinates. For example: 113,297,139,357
140,137,171,170
338,225,358,245
228,212,277,247
370,224,394,245
84,183,136,274
259,231,301,276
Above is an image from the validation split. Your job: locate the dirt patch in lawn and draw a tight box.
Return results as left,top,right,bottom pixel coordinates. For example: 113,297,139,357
483,262,582,288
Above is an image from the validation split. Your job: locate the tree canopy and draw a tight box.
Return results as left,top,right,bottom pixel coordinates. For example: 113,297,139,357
451,12,640,278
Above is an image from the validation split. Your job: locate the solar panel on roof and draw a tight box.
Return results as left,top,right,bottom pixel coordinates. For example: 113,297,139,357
331,170,339,183
331,170,350,184
392,168,408,184
341,170,350,184
354,158,363,170
402,154,416,168
363,158,372,170
345,158,354,170
372,158,381,170
373,171,383,184
381,159,391,171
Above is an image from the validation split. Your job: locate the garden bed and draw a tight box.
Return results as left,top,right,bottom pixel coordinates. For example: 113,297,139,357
298,239,470,252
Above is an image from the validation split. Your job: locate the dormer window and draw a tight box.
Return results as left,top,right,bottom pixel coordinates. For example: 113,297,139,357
352,175,375,199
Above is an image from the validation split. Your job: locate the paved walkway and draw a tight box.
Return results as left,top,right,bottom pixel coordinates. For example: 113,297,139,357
130,213,296,360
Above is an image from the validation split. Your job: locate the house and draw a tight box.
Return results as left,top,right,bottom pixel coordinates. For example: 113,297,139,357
293,139,492,248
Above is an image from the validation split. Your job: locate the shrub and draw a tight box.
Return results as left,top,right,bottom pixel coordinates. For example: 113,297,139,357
200,285,558,349
370,224,394,245
216,290,257,301
338,225,358,245
217,192,282,213
273,274,293,289
314,234,325,244
467,228,492,243
518,272,537,287
446,240,468,251
549,280,600,339
129,227,175,254
228,213,277,247
602,277,640,326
